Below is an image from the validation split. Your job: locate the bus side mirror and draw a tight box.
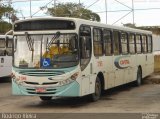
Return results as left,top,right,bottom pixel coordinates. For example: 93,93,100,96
14,37,17,52
4,50,7,56
6,36,9,47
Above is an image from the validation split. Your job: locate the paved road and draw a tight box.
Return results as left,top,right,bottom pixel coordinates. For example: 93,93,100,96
0,75,160,113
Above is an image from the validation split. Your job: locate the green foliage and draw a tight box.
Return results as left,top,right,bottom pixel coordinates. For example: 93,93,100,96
0,21,12,34
47,3,100,22
0,1,14,20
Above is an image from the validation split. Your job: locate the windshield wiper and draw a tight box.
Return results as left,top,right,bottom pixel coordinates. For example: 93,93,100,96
25,32,34,62
47,31,61,50
25,32,34,51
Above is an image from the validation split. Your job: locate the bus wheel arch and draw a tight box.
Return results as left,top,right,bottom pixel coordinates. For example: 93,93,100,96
89,72,104,102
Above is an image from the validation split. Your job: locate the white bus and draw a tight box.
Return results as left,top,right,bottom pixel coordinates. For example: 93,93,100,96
12,17,154,101
0,35,13,78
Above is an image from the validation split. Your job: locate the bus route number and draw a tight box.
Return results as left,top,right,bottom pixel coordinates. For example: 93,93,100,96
97,61,103,67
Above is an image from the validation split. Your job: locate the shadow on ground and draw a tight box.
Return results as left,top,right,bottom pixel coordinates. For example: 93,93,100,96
0,77,11,83
22,81,144,109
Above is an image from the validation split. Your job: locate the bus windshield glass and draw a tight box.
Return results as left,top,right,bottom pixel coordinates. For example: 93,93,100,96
0,38,6,56
14,33,79,69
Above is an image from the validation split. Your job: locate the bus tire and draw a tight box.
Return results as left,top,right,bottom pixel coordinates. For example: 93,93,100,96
90,76,101,101
135,67,142,86
39,96,52,101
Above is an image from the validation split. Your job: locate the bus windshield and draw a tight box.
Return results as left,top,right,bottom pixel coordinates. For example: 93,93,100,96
14,33,79,69
0,38,6,56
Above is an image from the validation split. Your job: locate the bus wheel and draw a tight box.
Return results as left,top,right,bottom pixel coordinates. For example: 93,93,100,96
39,96,52,101
135,68,142,86
90,77,101,101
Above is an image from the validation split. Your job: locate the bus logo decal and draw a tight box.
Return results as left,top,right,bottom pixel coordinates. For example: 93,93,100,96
114,56,130,69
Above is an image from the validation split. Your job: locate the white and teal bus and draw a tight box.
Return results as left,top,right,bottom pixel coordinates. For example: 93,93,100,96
0,34,13,78
12,17,154,101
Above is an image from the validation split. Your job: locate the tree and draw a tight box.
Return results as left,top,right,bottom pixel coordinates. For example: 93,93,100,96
0,0,17,34
0,21,12,34
0,0,14,20
47,3,100,22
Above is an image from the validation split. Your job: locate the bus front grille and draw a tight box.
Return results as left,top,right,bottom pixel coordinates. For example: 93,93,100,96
18,70,65,77
24,81,58,85
26,88,57,95
27,92,56,95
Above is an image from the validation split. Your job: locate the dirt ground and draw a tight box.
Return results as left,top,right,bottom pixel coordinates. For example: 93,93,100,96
0,73,160,114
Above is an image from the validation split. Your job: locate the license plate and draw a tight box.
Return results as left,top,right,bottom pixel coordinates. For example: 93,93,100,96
36,87,46,93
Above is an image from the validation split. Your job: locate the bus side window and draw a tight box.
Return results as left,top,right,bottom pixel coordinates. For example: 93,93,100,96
120,32,128,54
6,37,13,56
93,28,103,56
113,31,120,55
142,35,147,53
136,34,141,53
79,25,91,70
147,35,152,53
129,33,136,54
103,29,112,55
0,38,6,56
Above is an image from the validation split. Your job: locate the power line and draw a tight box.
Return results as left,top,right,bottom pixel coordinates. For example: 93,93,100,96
85,0,100,9
114,0,132,10
112,11,132,25
95,7,160,13
31,0,54,17
1,0,48,4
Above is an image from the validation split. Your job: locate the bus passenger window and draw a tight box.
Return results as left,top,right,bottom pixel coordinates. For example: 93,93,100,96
142,35,147,53
147,35,152,53
129,33,136,54
136,35,141,53
121,32,128,54
79,25,91,71
103,29,112,55
113,31,120,55
93,28,103,56
0,38,6,56
6,37,13,56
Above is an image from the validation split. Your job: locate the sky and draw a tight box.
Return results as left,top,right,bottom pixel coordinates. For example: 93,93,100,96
2,0,160,26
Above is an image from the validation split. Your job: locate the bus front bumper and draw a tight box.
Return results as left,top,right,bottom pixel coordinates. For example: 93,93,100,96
12,80,80,97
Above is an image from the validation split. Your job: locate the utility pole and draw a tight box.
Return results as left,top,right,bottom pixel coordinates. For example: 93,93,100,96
30,0,32,18
132,0,134,25
54,0,56,16
54,0,56,8
105,0,107,24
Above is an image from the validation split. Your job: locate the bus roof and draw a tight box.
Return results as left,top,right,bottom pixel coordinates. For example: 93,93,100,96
14,17,152,35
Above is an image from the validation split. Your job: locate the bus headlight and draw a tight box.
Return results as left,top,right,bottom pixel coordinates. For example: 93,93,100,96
59,72,79,86
70,72,79,80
